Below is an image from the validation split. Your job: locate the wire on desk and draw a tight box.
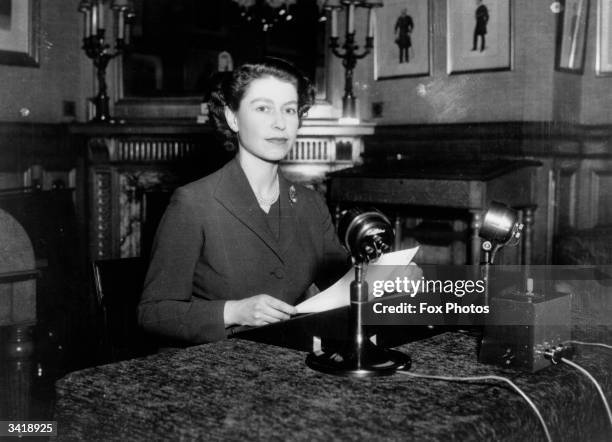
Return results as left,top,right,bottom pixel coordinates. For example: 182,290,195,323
564,340,612,351
397,371,552,442
558,357,612,430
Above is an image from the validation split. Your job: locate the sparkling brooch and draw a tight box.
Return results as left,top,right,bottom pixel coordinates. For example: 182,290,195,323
288,185,297,205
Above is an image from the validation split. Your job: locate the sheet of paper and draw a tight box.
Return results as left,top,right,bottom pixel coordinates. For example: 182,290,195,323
295,246,419,314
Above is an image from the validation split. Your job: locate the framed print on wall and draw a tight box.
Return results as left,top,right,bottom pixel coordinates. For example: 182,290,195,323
596,0,612,75
374,0,431,79
447,0,512,74
555,0,589,74
0,0,39,67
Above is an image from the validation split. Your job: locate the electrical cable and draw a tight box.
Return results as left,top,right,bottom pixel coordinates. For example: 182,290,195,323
557,356,612,430
564,340,612,351
397,371,552,442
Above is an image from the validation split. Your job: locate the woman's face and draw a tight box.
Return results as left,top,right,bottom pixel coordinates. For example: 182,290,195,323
225,76,299,163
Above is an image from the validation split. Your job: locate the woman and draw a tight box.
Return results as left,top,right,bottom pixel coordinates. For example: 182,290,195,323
138,58,350,344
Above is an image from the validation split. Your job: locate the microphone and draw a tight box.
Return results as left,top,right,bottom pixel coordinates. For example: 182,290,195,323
480,201,523,254
337,207,394,263
306,207,411,377
479,202,525,305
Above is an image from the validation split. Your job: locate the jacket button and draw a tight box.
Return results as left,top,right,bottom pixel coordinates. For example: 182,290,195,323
271,267,284,279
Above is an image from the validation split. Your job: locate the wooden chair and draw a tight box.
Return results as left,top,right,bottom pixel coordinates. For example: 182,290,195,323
92,257,157,362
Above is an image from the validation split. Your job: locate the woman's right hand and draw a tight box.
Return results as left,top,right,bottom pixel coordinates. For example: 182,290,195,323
224,295,297,327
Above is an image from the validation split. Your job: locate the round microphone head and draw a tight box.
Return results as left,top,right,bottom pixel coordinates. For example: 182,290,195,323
337,207,394,263
480,201,523,246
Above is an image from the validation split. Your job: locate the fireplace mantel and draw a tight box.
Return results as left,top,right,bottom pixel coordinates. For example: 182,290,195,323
71,120,374,260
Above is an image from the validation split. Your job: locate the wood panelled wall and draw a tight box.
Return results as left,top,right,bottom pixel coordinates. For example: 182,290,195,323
364,122,612,264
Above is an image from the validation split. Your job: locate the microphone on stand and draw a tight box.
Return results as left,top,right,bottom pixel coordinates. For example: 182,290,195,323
305,207,412,377
479,201,524,306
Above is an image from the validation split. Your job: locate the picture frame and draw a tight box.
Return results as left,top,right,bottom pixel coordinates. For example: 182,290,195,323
596,0,612,75
555,0,589,74
0,0,40,67
446,0,512,75
374,0,431,80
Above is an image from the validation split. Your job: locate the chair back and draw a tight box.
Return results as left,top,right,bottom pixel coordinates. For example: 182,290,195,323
92,257,157,362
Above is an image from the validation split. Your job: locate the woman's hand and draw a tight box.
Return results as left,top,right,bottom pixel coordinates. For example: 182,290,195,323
224,295,297,327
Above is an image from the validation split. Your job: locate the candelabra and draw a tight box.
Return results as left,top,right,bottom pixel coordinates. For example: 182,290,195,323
78,0,134,122
328,1,382,121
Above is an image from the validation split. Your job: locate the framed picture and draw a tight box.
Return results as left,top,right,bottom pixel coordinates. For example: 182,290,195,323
555,0,589,74
596,0,612,75
447,0,512,74
0,0,40,67
374,0,431,80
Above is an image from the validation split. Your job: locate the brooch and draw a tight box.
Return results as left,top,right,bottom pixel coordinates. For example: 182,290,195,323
288,185,297,205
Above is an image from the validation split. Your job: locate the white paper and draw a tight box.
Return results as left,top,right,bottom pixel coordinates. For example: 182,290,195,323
295,247,419,314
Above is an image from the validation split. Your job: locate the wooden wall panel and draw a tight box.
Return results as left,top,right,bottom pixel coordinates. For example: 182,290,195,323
556,168,577,232
591,169,612,227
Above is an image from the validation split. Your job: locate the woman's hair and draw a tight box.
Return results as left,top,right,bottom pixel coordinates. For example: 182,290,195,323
208,57,315,151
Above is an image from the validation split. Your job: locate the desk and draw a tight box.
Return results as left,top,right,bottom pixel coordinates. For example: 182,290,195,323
327,159,540,264
55,328,611,440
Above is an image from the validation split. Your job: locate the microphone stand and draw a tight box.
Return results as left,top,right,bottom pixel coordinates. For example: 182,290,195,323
306,261,411,377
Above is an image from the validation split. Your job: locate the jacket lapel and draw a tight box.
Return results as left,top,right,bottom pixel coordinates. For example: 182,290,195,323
213,158,285,263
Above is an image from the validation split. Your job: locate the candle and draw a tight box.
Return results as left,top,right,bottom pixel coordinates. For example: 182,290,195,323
124,15,131,44
98,0,105,30
367,8,375,38
91,3,98,32
331,9,338,38
117,9,125,39
347,4,355,34
84,9,91,36
78,0,93,37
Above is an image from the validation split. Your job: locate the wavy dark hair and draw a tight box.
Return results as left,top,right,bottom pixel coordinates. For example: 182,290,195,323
208,57,315,152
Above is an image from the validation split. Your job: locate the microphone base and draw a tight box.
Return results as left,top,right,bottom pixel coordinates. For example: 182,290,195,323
306,345,411,378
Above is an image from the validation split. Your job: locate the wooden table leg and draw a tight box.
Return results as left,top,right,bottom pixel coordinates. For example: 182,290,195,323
394,215,402,251
451,220,465,265
469,210,482,265
520,205,536,266
1,324,34,419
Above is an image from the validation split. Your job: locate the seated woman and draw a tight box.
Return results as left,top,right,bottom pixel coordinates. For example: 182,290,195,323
138,58,350,344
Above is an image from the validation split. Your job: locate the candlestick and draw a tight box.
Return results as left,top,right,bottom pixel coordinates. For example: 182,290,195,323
80,0,133,122
328,1,382,120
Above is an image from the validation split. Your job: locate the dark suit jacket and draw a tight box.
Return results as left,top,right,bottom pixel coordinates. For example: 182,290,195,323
138,157,349,344
475,5,489,34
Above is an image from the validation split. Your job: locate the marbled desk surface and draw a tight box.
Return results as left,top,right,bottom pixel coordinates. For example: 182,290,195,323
55,329,612,442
